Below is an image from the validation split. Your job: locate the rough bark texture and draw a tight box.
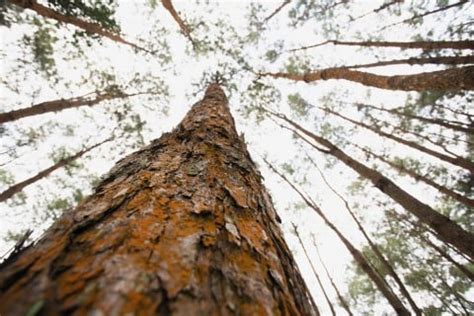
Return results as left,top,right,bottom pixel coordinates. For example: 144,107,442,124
0,138,111,203
0,84,317,316
0,91,139,124
289,39,474,52
267,110,474,261
260,65,474,91
9,0,151,53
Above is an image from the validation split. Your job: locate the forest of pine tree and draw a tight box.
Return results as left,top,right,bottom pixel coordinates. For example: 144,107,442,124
0,0,473,315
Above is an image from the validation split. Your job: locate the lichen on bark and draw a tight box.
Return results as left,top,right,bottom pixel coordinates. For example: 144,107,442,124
0,83,317,316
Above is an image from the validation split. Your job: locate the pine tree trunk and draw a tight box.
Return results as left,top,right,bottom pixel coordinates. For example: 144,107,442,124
0,91,139,124
0,137,111,203
8,0,150,53
0,84,317,316
260,66,474,91
266,110,474,261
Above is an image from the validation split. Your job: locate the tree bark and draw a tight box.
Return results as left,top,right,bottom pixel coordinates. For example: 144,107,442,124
312,238,354,316
288,40,474,53
353,144,474,208
0,137,112,203
293,224,336,316
264,160,411,315
306,155,422,315
322,107,474,173
0,84,317,316
265,109,474,261
8,0,151,53
259,65,474,91
0,90,142,124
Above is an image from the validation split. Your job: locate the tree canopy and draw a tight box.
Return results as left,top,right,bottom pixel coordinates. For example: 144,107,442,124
1,0,473,314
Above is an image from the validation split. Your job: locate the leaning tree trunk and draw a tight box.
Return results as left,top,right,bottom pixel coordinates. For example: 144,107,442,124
0,84,317,316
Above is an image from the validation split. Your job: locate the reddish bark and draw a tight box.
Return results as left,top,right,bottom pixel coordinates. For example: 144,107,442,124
0,84,317,316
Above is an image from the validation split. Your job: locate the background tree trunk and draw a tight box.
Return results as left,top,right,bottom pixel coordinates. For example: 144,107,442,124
0,84,317,316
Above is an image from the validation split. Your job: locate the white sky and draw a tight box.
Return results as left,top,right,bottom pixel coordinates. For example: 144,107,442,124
0,1,472,314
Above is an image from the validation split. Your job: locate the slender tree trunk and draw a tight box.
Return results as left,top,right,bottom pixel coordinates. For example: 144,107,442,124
0,137,112,203
353,144,474,208
0,84,317,316
380,0,469,30
292,224,336,316
264,159,411,315
356,103,473,134
262,0,291,24
0,90,142,124
161,0,195,47
351,0,403,21
389,210,474,281
306,155,422,315
288,40,474,53
259,65,474,91
345,55,474,70
8,0,151,53
265,109,474,260
311,238,354,316
322,107,474,173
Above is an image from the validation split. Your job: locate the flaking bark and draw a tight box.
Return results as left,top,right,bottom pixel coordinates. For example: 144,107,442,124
0,84,317,316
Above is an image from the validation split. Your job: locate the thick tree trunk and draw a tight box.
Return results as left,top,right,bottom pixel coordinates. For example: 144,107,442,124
0,137,111,203
266,109,474,261
265,160,411,315
306,155,422,315
293,225,336,316
259,66,474,91
323,108,474,173
0,90,141,124
0,84,317,316
289,39,474,52
8,0,151,53
345,55,474,69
